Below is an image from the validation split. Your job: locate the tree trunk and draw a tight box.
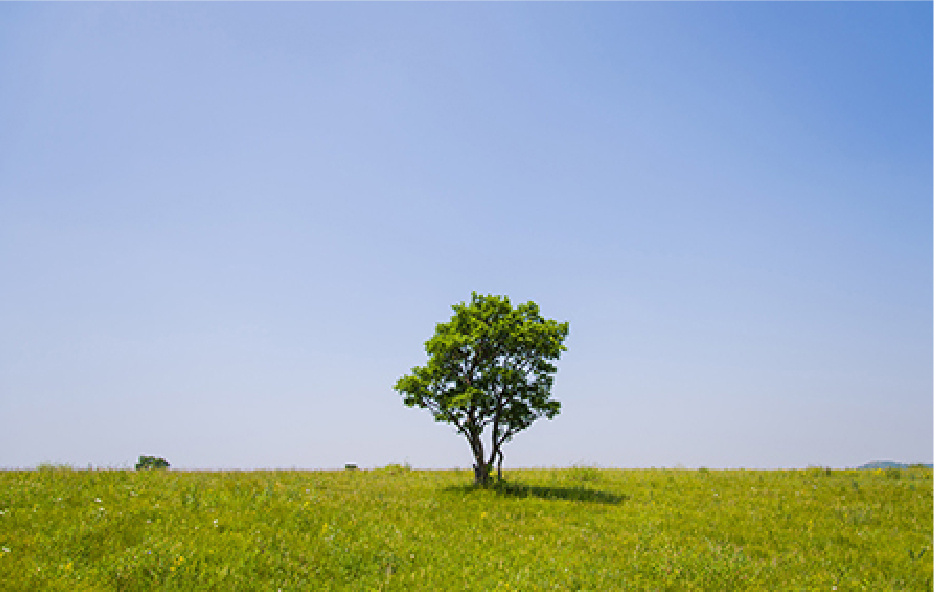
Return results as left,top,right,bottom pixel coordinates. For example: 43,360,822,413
473,461,490,487
468,428,490,487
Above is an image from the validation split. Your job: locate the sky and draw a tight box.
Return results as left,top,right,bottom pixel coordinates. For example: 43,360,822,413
1,3,930,471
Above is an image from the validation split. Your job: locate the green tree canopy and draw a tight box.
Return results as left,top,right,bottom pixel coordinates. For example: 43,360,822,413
394,293,569,486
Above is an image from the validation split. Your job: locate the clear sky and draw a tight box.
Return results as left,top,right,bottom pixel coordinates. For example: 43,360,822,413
1,3,930,470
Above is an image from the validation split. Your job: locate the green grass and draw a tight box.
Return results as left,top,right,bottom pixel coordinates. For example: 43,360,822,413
1,466,930,590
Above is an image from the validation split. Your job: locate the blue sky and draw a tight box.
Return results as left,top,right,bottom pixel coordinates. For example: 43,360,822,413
1,3,930,470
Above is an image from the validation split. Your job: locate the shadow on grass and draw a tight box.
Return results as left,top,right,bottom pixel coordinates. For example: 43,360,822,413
446,481,628,505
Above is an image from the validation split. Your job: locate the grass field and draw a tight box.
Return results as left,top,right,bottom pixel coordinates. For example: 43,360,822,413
1,465,930,590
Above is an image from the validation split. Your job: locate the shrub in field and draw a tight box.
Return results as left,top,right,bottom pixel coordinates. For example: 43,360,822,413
376,463,412,474
806,465,833,477
36,462,73,472
135,455,170,470
567,463,600,483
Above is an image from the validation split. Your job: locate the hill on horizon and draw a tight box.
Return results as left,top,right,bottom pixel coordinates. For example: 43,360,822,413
857,460,933,469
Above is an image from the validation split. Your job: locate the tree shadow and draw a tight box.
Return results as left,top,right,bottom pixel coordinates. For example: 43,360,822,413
445,481,628,505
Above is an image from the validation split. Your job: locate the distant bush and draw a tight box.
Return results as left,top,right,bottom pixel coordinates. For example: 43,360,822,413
376,463,412,475
697,467,709,474
37,462,74,473
135,456,170,470
344,463,358,471
567,463,600,483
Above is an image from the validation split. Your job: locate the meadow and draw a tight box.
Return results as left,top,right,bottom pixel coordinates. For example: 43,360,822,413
0,465,930,591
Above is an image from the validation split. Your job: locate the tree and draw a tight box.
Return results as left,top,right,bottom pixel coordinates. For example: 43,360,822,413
394,293,569,486
135,455,170,470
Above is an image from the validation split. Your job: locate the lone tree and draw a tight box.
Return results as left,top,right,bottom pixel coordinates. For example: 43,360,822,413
135,455,170,470
394,293,569,487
